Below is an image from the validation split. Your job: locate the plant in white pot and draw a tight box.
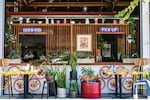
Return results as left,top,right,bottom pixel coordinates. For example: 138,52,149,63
56,66,66,97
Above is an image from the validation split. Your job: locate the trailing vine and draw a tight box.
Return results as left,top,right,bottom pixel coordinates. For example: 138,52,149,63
127,18,138,57
115,0,150,20
5,17,16,44
97,34,105,49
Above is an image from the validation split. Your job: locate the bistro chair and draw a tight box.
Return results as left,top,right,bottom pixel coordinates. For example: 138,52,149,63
133,58,150,81
132,58,150,99
0,59,13,98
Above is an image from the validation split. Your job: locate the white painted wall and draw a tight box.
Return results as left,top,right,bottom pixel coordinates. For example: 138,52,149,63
140,1,150,58
0,0,5,58
0,0,5,96
5,65,135,95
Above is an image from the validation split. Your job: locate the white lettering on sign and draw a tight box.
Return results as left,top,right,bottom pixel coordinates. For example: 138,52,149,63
22,28,42,32
99,27,120,32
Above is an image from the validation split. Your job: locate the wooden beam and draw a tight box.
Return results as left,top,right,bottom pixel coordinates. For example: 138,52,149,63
22,0,28,6
28,0,37,4
7,11,116,16
6,2,130,7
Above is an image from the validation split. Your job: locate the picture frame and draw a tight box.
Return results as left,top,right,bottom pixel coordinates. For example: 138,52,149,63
77,34,92,51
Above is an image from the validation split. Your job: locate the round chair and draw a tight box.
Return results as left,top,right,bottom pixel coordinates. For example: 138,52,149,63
0,59,13,98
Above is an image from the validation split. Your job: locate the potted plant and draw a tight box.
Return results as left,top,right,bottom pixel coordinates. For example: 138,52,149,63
43,66,58,81
121,53,139,63
80,67,101,98
69,52,78,80
7,47,22,64
69,82,78,98
51,51,70,64
81,67,95,82
39,55,59,81
77,52,95,63
56,66,66,97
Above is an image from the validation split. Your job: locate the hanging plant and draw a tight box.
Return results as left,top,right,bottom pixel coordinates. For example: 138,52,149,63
127,18,136,44
115,0,139,20
127,18,137,57
5,17,16,45
97,34,106,49
115,0,150,20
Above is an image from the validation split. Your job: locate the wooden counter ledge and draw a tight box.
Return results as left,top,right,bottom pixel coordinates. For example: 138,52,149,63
8,62,134,66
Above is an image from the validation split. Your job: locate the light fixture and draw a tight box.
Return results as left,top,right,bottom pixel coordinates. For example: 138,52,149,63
83,6,87,12
85,18,89,24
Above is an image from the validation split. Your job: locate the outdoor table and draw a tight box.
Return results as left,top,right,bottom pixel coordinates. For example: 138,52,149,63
0,70,37,98
107,71,131,98
107,70,149,98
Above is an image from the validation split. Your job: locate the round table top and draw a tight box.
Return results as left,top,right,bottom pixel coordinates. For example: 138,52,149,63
0,70,37,76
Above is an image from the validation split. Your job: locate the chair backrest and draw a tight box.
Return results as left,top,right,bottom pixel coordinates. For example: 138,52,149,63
0,59,9,67
134,58,150,72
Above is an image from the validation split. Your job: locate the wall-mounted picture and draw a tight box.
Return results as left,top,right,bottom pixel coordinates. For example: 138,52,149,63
77,34,92,51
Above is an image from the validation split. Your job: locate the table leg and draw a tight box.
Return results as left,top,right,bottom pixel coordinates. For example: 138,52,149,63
24,75,28,98
115,74,118,96
119,75,122,98
47,82,50,99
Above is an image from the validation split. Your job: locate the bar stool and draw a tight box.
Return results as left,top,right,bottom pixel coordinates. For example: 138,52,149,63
41,79,57,98
132,58,150,96
133,79,150,99
0,59,13,98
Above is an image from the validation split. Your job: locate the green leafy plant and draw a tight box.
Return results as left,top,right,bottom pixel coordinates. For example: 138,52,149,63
48,51,70,60
69,52,78,71
115,0,150,20
121,54,130,59
59,51,70,61
7,49,21,59
77,52,94,59
127,18,139,56
127,18,136,43
115,0,139,20
97,34,105,48
120,18,139,58
81,67,99,82
70,82,78,91
56,66,66,88
81,67,94,75
5,17,16,44
43,66,58,76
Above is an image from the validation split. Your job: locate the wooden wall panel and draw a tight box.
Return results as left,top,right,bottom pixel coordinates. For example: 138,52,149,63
11,24,129,59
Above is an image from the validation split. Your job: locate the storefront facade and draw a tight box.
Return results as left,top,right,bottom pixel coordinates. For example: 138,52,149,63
0,0,150,97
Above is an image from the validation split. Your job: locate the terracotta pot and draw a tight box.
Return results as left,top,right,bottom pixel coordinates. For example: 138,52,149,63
45,75,53,81
69,91,77,98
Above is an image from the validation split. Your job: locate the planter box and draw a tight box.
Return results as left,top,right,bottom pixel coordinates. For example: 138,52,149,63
122,58,135,63
52,58,68,64
77,58,95,64
9,59,22,64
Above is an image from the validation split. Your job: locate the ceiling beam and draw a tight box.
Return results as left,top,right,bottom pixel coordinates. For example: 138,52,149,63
22,0,29,6
6,2,130,7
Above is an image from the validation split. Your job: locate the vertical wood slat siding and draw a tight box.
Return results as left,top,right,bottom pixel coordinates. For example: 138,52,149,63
11,24,129,58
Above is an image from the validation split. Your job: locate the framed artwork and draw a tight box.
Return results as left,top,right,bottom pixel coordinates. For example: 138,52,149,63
77,34,92,51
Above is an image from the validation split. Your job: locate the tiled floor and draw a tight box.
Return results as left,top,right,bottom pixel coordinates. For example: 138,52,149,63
0,93,148,99
0,93,135,99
